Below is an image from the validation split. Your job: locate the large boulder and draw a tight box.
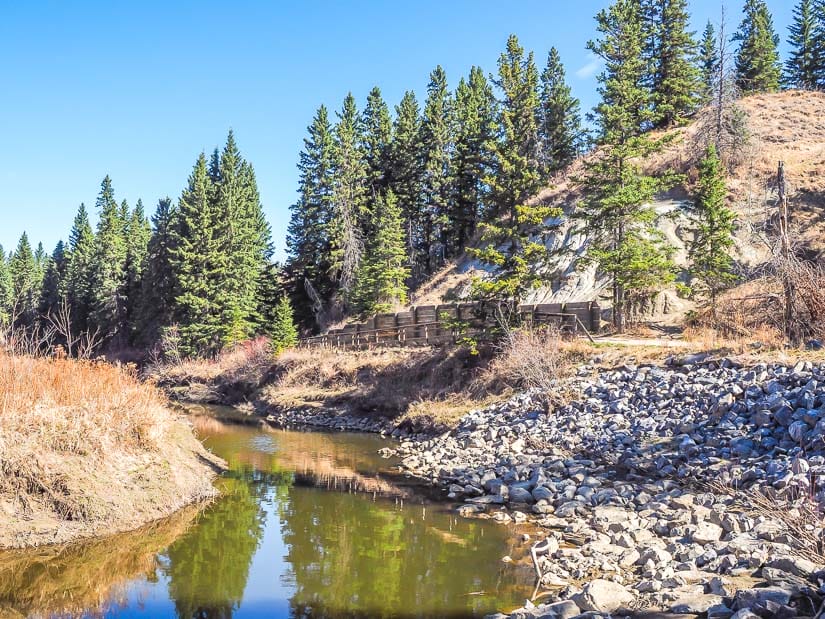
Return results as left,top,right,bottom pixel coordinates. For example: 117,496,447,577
572,579,634,613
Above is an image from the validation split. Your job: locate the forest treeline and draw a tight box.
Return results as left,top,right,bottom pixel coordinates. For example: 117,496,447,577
1,0,823,355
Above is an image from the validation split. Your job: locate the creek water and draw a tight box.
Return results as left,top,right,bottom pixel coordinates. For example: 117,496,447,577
0,405,534,618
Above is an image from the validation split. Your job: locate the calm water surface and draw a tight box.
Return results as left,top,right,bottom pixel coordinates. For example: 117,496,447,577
0,405,533,618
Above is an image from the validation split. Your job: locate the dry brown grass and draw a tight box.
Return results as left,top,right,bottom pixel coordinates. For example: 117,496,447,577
0,351,221,549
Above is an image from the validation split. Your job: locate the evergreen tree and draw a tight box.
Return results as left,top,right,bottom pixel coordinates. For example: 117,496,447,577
270,295,299,353
389,91,426,274
33,242,47,293
137,197,178,347
171,153,222,356
581,0,679,332
698,21,719,100
420,65,454,273
488,35,542,220
467,201,560,307
360,86,392,194
330,93,368,300
9,232,38,327
286,105,336,328
734,0,782,93
0,246,11,326
211,131,271,346
125,199,151,341
351,191,410,314
687,144,737,314
38,240,68,319
89,175,128,346
588,0,654,141
537,47,582,177
65,203,95,334
450,66,497,256
784,0,824,89
652,0,700,127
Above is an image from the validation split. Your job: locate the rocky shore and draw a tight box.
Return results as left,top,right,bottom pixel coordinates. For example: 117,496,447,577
383,357,825,618
262,355,825,618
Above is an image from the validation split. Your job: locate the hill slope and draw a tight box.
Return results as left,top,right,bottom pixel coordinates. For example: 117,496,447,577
415,90,825,318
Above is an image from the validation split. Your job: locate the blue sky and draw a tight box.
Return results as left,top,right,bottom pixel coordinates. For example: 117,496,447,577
0,1,793,261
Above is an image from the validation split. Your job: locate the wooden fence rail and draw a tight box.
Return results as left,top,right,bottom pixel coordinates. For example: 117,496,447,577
300,301,601,350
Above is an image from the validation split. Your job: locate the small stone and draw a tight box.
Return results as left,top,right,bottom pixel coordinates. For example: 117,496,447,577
692,521,724,545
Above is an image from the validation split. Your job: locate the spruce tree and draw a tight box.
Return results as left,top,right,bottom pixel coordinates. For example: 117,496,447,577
698,21,720,100
784,0,824,89
450,66,497,256
652,0,700,127
65,203,95,334
389,91,426,274
210,131,270,346
330,93,368,300
0,246,11,326
271,296,299,353
687,144,737,314
580,0,678,332
10,232,38,327
537,47,582,177
38,241,68,320
137,197,178,347
89,175,128,346
171,153,222,356
588,0,654,140
734,0,782,93
351,191,410,314
420,65,454,273
125,199,151,341
488,35,542,220
361,86,392,194
286,105,336,328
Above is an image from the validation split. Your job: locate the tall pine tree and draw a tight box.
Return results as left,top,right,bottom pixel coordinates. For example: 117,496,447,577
330,93,368,301
286,105,337,328
784,0,825,89
420,66,454,273
389,91,426,274
360,86,393,195
9,233,38,327
0,246,11,326
89,175,128,346
351,191,410,314
38,241,68,320
537,47,582,177
580,0,678,332
651,0,700,127
450,66,497,256
125,199,151,342
688,144,737,314
171,153,222,356
137,197,178,347
734,0,782,93
488,35,542,220
698,21,719,100
65,204,95,334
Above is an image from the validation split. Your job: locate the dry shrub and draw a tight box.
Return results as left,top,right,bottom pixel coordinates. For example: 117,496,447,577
486,326,568,393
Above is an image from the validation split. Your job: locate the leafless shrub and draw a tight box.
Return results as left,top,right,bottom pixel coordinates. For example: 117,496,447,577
489,325,565,393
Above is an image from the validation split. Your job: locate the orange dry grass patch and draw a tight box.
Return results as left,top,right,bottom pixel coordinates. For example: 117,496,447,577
0,353,166,456
0,351,221,549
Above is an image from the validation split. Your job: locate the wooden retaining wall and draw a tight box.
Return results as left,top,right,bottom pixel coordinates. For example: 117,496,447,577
300,301,601,349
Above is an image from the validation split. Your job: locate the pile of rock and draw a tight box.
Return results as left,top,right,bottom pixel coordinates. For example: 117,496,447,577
383,357,825,616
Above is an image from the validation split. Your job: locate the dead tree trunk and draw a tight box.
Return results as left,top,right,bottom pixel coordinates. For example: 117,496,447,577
777,161,796,344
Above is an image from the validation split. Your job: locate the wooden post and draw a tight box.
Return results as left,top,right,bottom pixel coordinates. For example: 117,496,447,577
778,161,795,344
